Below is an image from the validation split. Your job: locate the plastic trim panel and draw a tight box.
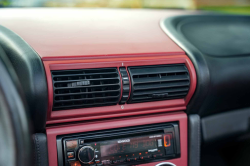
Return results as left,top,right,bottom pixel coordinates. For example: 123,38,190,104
46,111,188,166
44,54,196,124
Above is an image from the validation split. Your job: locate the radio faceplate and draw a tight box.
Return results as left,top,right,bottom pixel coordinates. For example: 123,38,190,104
57,123,180,166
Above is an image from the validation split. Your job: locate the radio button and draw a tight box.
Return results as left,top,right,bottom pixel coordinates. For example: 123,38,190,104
112,160,119,164
95,160,101,164
119,159,126,163
127,158,135,162
147,155,153,159
153,153,163,158
140,154,152,160
79,139,84,145
67,152,75,159
102,160,111,165
127,157,138,162
158,139,163,147
96,163,103,166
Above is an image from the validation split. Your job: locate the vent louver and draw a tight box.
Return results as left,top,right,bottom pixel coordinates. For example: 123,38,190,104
128,64,190,103
51,68,121,111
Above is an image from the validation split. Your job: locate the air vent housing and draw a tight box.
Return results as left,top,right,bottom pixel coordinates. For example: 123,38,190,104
128,64,190,103
51,68,121,110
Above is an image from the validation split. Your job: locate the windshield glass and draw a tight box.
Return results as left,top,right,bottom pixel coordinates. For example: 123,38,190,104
1,0,250,15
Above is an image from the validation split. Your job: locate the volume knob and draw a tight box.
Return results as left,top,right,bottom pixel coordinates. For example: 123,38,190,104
78,146,95,164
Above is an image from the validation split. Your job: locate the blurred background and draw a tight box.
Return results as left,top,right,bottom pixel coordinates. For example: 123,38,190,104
0,0,250,14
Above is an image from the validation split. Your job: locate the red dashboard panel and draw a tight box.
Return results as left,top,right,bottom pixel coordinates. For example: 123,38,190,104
0,9,186,59
46,111,188,166
44,54,196,124
0,9,196,166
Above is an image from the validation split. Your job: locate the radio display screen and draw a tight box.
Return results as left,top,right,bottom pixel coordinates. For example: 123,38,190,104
100,135,161,157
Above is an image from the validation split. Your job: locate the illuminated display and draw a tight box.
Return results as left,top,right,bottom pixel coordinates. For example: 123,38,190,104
100,135,160,157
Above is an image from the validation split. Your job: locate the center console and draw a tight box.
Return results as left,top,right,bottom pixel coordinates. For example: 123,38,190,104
47,112,187,166
59,123,180,166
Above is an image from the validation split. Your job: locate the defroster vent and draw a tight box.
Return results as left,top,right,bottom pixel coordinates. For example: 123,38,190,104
128,64,190,103
51,68,121,110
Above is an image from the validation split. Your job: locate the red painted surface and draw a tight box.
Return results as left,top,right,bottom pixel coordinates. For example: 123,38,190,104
0,8,197,124
46,111,188,166
44,54,196,124
0,9,188,60
0,8,195,166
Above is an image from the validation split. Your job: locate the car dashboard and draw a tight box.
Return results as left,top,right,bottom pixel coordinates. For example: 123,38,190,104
0,8,250,166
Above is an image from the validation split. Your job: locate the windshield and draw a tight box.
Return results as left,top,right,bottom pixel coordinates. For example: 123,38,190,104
1,0,250,15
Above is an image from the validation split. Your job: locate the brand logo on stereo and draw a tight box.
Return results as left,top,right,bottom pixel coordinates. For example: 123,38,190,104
117,139,130,143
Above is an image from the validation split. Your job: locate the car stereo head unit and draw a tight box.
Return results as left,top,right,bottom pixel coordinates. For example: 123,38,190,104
57,123,180,166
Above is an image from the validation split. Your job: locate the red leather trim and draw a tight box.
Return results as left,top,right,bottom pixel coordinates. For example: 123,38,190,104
46,111,188,166
44,54,196,124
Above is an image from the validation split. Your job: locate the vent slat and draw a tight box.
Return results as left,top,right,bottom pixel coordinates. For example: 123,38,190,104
52,72,118,77
54,95,120,103
128,64,190,103
130,65,187,75
51,68,121,111
54,83,120,90
53,101,117,110
52,68,117,75
133,75,189,84
133,92,188,100
134,81,190,90
54,89,120,96
133,87,189,96
53,77,119,84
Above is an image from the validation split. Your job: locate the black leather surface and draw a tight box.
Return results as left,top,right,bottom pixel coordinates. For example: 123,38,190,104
202,107,250,143
188,114,201,166
33,133,49,166
0,45,32,166
0,25,48,132
180,16,250,57
161,15,250,117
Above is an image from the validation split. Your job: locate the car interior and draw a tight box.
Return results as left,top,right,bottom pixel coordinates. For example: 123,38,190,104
0,2,250,166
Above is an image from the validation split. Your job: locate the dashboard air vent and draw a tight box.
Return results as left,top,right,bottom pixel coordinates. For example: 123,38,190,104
51,68,121,110
128,64,190,103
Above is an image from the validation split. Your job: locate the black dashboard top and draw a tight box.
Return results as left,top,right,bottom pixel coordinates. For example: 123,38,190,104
162,15,250,117
0,25,48,132
179,15,250,57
